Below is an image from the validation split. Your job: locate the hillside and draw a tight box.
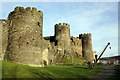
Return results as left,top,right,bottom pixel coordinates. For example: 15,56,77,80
2,61,103,79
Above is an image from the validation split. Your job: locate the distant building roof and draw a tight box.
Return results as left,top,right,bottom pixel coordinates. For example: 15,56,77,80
100,58,108,60
100,55,120,60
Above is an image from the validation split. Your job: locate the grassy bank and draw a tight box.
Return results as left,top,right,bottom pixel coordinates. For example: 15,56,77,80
2,60,103,79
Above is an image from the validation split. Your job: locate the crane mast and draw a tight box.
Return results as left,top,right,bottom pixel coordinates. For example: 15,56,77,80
94,42,110,65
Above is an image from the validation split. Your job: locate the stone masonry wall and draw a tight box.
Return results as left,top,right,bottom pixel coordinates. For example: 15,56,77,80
70,37,82,58
5,6,50,67
79,33,93,61
0,19,8,60
55,23,70,48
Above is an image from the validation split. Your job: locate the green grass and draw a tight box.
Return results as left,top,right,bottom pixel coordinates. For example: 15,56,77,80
61,58,87,64
2,60,103,79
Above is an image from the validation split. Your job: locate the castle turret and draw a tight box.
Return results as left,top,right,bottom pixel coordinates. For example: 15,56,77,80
54,23,70,48
8,6,43,37
79,33,93,61
5,6,49,67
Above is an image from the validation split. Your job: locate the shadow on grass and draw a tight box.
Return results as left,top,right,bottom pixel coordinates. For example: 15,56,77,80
73,66,88,69
29,68,89,80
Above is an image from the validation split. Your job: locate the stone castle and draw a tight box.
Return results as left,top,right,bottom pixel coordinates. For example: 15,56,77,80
0,6,93,67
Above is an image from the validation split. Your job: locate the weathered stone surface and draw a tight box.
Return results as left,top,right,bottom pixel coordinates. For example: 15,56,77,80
55,23,70,48
5,6,50,67
0,19,8,60
79,33,93,61
70,37,82,58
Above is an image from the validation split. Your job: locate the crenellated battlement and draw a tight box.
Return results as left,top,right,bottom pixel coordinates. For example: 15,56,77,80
80,33,91,36
79,33,91,39
14,6,42,13
55,23,70,28
8,6,43,19
54,23,70,36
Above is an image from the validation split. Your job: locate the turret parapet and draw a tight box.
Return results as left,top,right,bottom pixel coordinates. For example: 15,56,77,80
79,33,91,39
10,6,43,17
54,23,70,35
14,6,37,12
55,23,70,28
83,33,91,36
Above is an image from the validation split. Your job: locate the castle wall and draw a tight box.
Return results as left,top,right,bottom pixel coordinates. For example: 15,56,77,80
5,6,50,67
0,19,8,60
70,37,82,58
79,33,93,61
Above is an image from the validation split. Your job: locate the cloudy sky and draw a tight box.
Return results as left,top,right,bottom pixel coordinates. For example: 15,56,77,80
0,2,118,57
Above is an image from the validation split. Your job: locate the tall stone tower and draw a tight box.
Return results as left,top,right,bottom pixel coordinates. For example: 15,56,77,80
53,23,71,62
79,33,93,61
5,6,49,67
54,23,70,48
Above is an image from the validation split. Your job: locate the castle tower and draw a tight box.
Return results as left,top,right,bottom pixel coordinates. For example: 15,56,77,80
54,23,70,48
79,33,93,61
5,6,49,67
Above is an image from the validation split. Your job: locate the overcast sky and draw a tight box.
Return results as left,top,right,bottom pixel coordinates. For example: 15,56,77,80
1,2,118,57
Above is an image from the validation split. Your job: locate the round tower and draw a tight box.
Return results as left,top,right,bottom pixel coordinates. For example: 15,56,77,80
79,33,93,61
54,23,70,48
5,6,49,67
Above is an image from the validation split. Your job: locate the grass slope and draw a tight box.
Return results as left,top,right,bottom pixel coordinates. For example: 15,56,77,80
61,58,87,64
2,60,103,79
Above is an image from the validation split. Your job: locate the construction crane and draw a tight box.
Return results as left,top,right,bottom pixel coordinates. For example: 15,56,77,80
93,42,111,66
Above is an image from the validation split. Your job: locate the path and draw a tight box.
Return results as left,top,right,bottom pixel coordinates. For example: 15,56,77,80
91,65,115,80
